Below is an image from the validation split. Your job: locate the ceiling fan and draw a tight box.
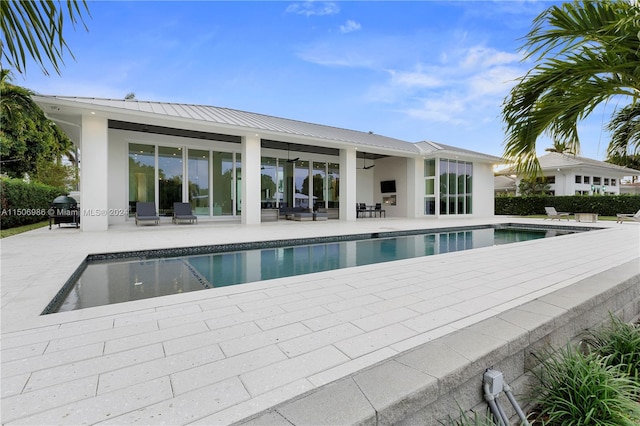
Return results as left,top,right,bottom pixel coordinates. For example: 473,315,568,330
358,154,375,170
286,143,299,163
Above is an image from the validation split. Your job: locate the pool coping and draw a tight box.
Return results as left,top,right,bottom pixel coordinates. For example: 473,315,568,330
41,222,603,315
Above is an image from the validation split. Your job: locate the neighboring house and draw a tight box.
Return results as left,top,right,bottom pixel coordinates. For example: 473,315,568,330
620,182,640,195
499,152,640,196
33,96,501,231
494,175,517,196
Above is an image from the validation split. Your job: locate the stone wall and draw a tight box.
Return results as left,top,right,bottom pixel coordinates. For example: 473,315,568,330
237,259,640,425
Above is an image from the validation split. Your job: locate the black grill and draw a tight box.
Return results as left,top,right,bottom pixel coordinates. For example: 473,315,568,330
49,196,80,229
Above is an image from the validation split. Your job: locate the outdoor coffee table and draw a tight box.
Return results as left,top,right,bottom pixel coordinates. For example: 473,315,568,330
575,213,598,223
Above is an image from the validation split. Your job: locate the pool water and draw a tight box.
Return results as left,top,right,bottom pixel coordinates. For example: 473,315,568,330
48,225,581,313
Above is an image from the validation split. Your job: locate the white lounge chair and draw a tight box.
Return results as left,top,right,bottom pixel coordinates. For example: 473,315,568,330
616,209,640,223
544,207,570,221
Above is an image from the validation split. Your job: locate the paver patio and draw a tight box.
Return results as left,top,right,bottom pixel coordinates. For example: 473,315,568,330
1,217,639,424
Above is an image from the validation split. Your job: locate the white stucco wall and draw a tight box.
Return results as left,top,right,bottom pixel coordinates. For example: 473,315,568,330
107,130,128,225
355,168,374,205
80,115,109,231
471,162,495,217
374,156,407,218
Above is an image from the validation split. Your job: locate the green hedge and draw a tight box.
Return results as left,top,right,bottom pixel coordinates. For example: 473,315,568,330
495,195,640,216
0,178,66,229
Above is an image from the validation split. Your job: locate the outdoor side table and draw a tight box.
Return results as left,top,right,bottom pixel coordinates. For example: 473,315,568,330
575,213,598,223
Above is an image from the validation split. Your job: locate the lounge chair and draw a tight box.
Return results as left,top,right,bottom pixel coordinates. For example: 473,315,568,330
135,202,159,226
544,207,570,221
616,209,640,223
172,202,197,224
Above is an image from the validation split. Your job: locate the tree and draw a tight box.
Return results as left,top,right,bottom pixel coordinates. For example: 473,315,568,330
1,0,90,75
501,0,640,178
606,151,640,182
545,140,577,155
0,70,73,181
518,178,552,196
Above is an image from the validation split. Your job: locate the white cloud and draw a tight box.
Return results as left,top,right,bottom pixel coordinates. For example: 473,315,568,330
378,44,525,126
388,68,442,89
286,1,339,17
339,20,361,34
297,43,376,68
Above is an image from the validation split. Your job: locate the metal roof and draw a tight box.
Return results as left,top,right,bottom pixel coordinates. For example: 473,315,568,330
415,140,503,162
34,95,502,162
35,96,419,154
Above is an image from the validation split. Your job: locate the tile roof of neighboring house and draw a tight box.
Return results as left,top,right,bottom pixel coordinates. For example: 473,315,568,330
499,152,640,175
34,95,502,161
494,175,517,191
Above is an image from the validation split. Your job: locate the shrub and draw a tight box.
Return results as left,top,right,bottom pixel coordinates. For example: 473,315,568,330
529,345,640,425
0,178,65,229
583,315,640,388
496,195,640,216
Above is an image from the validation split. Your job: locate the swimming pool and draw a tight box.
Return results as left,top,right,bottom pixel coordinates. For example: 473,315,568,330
44,224,590,313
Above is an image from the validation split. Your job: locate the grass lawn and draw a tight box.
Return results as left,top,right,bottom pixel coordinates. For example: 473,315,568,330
520,215,619,221
1,221,49,238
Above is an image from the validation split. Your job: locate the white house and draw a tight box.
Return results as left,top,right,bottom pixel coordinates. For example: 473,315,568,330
33,96,501,231
500,152,640,196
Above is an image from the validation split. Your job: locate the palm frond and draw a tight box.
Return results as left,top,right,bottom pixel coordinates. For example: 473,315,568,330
501,0,640,179
0,0,90,75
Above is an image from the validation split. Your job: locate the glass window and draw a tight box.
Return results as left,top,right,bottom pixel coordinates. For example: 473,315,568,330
612,179,617,186
261,157,278,208
593,176,601,185
425,159,436,177
212,151,234,215
158,146,183,216
546,176,555,184
425,180,435,195
424,159,436,215
294,161,310,208
436,158,472,216
575,175,582,184
128,143,156,216
188,149,209,215
327,163,339,208
465,162,473,214
235,153,242,215
312,162,326,210
584,176,590,184
604,178,609,185
425,198,436,215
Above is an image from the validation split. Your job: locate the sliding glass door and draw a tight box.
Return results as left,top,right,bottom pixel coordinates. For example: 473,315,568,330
158,146,183,216
188,149,210,215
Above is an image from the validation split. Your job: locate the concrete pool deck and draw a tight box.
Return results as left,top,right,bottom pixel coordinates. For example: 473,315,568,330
1,217,639,424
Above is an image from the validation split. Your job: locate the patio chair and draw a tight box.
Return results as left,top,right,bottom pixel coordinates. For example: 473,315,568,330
616,209,640,223
356,203,368,218
135,202,159,226
374,203,386,218
172,202,197,224
544,207,570,221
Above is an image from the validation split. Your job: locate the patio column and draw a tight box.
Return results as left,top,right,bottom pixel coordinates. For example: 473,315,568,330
406,157,423,218
79,114,109,231
241,134,261,225
339,148,357,221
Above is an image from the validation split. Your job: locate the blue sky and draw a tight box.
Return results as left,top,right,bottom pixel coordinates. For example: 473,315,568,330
13,0,615,160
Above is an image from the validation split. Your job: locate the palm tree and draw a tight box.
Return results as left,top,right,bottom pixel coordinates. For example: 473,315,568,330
545,140,577,155
0,0,90,75
501,0,640,178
